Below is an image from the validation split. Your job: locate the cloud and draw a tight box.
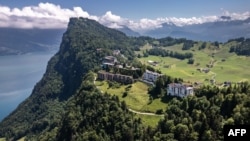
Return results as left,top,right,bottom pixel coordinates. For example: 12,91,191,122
0,2,97,29
222,10,250,20
97,10,249,32
99,11,125,28
0,2,249,31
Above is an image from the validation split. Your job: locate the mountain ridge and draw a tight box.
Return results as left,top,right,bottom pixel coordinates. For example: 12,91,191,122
142,17,250,42
0,17,137,140
116,26,140,37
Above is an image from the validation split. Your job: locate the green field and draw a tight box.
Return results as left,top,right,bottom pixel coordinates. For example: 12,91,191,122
0,138,5,141
95,81,167,112
95,80,166,127
94,42,250,127
135,114,163,127
137,43,250,84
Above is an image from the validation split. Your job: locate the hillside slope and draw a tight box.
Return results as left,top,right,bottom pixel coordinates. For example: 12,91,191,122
0,17,136,140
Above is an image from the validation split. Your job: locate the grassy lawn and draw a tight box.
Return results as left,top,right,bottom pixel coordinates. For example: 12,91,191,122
96,81,167,112
0,138,5,141
95,80,167,127
141,98,167,113
136,114,164,127
96,81,148,110
138,43,250,84
140,55,211,82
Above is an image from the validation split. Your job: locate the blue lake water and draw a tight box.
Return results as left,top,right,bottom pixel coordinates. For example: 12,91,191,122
0,52,55,121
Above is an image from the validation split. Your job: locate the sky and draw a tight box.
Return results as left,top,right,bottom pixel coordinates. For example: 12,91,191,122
0,0,250,32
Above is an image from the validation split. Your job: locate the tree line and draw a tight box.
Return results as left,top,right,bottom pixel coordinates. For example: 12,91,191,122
229,38,250,56
143,47,193,60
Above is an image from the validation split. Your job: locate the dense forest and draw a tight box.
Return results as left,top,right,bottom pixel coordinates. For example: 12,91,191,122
144,48,193,60
37,72,147,141
0,18,250,141
155,82,250,140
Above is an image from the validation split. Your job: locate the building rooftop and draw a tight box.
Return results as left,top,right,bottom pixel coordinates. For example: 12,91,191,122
168,83,193,89
145,70,162,76
104,56,116,60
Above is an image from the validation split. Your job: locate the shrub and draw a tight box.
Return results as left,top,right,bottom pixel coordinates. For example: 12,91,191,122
156,109,164,114
122,91,128,98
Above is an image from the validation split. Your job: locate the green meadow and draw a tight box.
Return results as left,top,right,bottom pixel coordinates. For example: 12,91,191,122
137,42,250,84
94,41,250,127
95,81,166,127
95,81,167,112
135,114,164,127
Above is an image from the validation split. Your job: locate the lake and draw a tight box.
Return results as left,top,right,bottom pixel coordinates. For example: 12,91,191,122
0,52,55,121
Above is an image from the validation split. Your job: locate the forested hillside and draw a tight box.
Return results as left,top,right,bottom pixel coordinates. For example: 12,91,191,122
55,72,145,141
0,17,137,140
0,18,250,141
155,83,250,140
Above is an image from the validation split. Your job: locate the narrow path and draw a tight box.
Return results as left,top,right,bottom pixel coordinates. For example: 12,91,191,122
210,71,217,84
128,108,164,117
210,71,216,80
209,58,217,82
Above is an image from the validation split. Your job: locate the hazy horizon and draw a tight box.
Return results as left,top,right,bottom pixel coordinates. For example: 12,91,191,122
0,1,249,32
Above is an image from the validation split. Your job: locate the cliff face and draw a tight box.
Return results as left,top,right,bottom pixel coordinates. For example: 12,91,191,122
0,18,136,140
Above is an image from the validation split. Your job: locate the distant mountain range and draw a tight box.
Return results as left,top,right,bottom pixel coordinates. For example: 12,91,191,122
0,28,65,55
118,17,250,42
1,17,249,56
116,26,140,37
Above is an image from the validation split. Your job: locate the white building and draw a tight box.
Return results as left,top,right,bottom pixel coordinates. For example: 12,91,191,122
167,83,194,98
142,70,162,82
